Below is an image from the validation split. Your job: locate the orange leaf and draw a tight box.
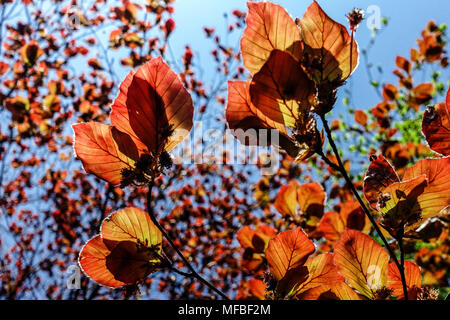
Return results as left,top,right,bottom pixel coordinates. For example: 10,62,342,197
265,227,315,281
318,211,345,242
72,122,139,185
340,201,370,234
78,235,125,288
227,81,287,136
101,207,162,250
422,100,450,156
248,279,266,300
291,253,344,296
250,49,314,128
79,235,161,288
402,157,450,231
387,261,421,300
79,208,164,288
296,281,360,300
377,175,428,237
274,180,298,217
299,1,358,84
110,57,193,154
354,110,368,126
363,154,400,209
226,80,302,158
382,84,399,101
241,1,302,75
237,226,256,249
297,182,326,219
334,229,389,299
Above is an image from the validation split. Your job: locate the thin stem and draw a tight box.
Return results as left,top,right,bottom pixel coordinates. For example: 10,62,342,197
398,227,409,300
146,180,229,300
169,267,195,278
350,30,354,78
319,114,409,300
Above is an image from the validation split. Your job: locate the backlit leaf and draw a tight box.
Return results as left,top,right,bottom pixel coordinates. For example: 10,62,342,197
387,261,421,300
101,207,162,251
111,57,193,154
363,154,400,209
334,229,389,299
78,236,125,288
378,175,428,237
79,208,164,288
422,101,450,156
297,182,326,219
318,211,345,242
72,122,139,185
241,1,302,75
299,1,358,84
250,49,315,128
79,235,160,288
265,227,315,281
296,281,360,300
402,157,450,231
274,180,298,217
291,253,344,296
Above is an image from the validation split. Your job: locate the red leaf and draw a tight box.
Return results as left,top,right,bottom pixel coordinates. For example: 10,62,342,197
363,154,400,209
422,98,450,156
387,261,421,300
296,281,360,300
402,157,450,232
265,227,315,281
110,57,193,154
334,229,389,299
299,1,358,84
292,253,344,296
241,1,302,75
250,50,314,128
72,122,139,185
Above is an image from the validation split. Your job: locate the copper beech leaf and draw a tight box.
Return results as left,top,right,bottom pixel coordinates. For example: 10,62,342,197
273,180,299,217
334,229,389,299
295,281,360,300
291,253,344,297
78,236,127,288
247,279,266,300
79,208,163,288
101,207,162,249
297,182,326,219
422,100,450,156
110,71,148,153
274,181,326,224
363,154,400,209
72,122,139,185
377,175,428,237
227,80,287,135
318,211,345,242
402,157,450,232
110,56,193,154
265,227,315,281
387,261,421,300
226,80,300,158
250,49,315,128
241,1,302,75
318,201,370,243
339,201,371,234
299,1,358,84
